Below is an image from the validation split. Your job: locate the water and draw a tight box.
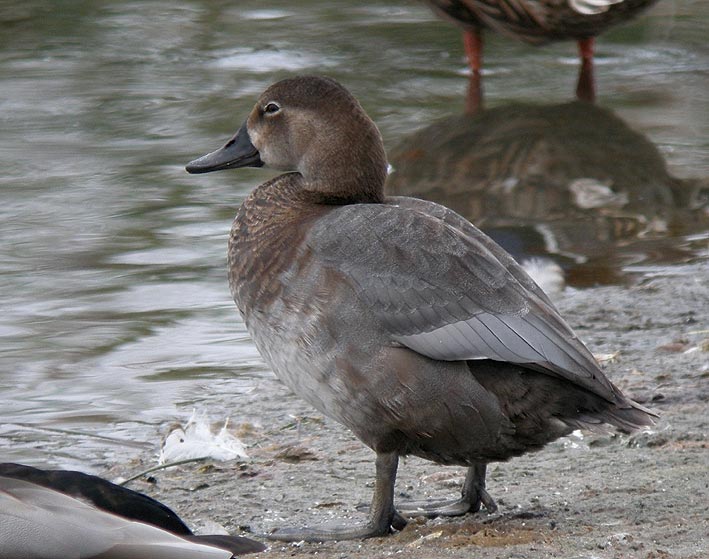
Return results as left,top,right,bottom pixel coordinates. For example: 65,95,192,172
0,0,707,470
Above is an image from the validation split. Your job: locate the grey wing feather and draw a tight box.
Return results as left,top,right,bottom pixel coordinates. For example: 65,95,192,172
307,199,620,403
389,195,558,309
0,477,231,559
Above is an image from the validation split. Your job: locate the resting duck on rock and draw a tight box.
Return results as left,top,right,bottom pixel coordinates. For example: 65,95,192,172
423,0,659,105
186,75,655,541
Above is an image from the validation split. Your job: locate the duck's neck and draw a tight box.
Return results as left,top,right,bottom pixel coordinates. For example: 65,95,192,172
304,171,386,205
299,129,388,205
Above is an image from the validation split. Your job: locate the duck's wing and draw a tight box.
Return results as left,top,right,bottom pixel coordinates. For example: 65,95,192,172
307,199,621,403
388,196,558,310
0,464,266,557
0,462,192,535
0,476,232,559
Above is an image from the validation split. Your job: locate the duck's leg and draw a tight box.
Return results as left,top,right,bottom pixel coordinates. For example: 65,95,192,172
267,452,402,542
463,29,483,74
396,463,498,517
463,29,484,114
576,37,596,103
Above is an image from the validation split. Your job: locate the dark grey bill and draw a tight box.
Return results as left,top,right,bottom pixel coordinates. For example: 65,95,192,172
185,122,263,174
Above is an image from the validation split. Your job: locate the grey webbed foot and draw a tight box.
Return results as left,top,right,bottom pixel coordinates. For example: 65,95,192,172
267,520,391,542
398,463,497,518
267,452,404,542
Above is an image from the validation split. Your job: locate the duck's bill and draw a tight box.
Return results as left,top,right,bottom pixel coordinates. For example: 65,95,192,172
185,122,263,174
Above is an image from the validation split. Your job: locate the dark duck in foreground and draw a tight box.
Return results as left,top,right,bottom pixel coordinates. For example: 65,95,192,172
424,0,659,106
186,76,656,541
0,462,265,558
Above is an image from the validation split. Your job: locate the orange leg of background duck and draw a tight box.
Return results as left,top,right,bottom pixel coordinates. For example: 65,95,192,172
464,29,484,114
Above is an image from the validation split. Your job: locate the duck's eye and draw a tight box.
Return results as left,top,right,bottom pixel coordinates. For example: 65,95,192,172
263,102,281,114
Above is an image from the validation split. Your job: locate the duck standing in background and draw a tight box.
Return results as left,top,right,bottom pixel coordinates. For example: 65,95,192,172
424,0,659,107
186,76,655,541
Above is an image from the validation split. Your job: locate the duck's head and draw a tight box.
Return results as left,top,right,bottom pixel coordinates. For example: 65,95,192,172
186,76,388,203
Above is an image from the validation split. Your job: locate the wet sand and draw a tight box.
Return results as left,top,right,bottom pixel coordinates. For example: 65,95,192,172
108,263,708,559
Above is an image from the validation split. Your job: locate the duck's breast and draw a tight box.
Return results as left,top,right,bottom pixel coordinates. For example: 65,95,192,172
226,185,385,424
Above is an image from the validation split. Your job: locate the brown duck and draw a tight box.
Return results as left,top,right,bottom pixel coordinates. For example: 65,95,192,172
186,76,655,541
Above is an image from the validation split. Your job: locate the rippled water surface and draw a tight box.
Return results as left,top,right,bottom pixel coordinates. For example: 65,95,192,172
1,0,707,469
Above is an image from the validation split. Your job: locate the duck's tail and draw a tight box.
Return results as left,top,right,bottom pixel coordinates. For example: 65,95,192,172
568,395,657,434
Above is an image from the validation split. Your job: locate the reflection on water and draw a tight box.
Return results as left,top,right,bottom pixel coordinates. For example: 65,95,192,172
0,0,707,470
386,99,709,286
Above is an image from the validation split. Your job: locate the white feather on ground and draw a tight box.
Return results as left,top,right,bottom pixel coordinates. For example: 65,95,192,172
159,410,248,464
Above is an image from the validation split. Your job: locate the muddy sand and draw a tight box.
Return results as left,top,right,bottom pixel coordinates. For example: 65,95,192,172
108,263,708,559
